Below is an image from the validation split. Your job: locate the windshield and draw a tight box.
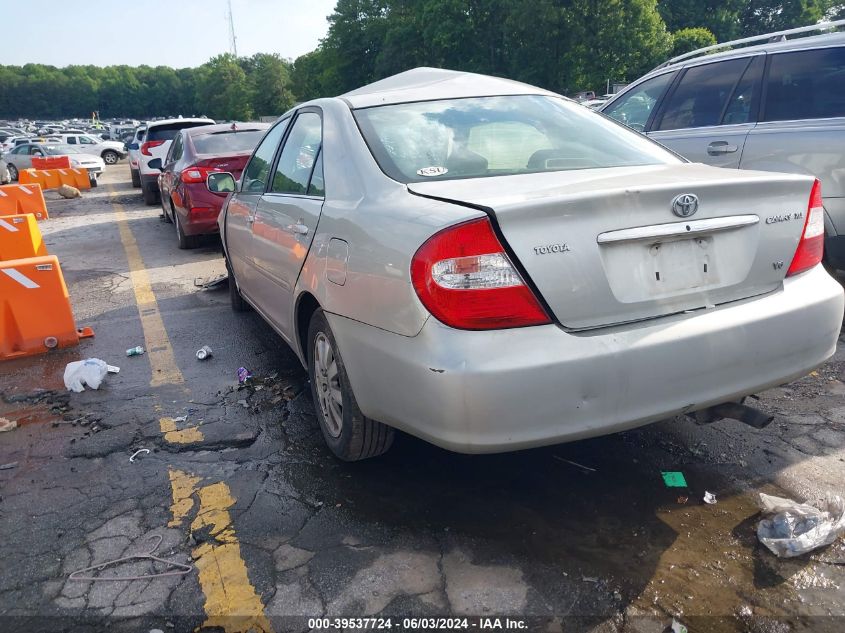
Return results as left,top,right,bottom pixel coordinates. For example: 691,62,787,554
192,129,267,154
45,145,82,155
354,95,680,183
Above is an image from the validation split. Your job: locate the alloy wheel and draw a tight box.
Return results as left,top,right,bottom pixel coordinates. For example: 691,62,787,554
313,332,343,438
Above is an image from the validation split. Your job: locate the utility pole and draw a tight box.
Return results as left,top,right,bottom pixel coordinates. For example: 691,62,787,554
227,0,238,57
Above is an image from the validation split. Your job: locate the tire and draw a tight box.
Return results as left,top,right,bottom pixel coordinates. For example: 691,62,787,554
142,183,159,206
226,257,249,312
131,169,141,188
102,150,119,165
307,309,394,461
174,211,198,249
8,164,18,181
161,197,173,224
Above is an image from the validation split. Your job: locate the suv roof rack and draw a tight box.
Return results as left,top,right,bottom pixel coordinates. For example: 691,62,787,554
655,19,845,70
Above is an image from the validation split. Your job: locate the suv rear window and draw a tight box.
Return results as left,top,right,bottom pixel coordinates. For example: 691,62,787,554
354,95,678,183
764,47,845,122
147,122,212,142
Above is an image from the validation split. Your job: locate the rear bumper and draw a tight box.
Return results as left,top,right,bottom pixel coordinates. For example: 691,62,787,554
330,265,844,453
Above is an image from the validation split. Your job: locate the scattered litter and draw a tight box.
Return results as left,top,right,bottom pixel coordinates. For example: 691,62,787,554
196,345,213,360
581,576,599,583
64,358,109,392
237,367,252,385
677,496,689,505
0,461,18,470
106,365,120,374
68,534,193,582
0,417,17,433
172,415,188,423
126,346,145,357
553,455,596,473
129,448,151,463
237,399,249,408
737,605,753,618
661,471,688,488
670,619,688,633
703,491,718,505
194,274,228,289
57,184,81,199
757,492,845,558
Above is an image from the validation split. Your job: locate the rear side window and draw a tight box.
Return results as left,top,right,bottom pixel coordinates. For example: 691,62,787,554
192,129,267,154
764,47,845,122
604,71,676,130
656,58,750,131
147,122,212,142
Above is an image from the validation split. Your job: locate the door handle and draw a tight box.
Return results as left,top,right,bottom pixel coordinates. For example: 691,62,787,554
707,141,738,155
285,222,309,236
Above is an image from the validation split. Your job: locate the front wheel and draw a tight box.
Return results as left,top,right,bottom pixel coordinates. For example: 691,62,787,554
308,309,394,461
102,150,119,165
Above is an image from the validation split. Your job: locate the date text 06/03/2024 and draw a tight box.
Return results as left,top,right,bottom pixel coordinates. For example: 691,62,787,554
307,617,528,630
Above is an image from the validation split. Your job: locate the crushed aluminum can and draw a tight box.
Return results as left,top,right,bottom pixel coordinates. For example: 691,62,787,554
237,367,252,384
196,345,213,360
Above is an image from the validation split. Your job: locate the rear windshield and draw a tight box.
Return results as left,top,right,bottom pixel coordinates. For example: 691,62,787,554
354,95,679,183
147,121,212,142
192,129,266,154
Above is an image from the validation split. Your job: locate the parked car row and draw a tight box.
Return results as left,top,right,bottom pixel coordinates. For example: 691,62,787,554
1,143,105,181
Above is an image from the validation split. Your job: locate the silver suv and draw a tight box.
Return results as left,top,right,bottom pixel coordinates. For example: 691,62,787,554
601,21,845,269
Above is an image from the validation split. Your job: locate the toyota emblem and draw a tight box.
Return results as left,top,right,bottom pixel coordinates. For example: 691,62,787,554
671,193,699,218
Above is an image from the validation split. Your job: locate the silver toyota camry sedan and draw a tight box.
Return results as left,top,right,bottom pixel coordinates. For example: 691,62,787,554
210,67,844,461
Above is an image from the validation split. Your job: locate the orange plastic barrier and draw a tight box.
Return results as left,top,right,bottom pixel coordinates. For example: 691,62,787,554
0,214,47,261
0,184,49,220
31,155,71,170
0,255,93,360
19,167,91,191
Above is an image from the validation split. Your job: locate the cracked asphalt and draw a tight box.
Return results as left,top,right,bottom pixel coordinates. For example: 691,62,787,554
1,166,845,633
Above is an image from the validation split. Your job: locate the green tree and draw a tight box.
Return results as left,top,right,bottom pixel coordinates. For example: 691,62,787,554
671,26,718,57
195,54,253,120
244,53,295,117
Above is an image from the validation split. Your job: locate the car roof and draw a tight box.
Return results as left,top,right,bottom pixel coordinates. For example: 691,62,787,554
340,67,557,109
146,117,214,129
185,122,270,137
658,29,845,72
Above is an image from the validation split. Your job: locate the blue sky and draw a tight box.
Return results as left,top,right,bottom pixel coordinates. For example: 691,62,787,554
3,0,337,68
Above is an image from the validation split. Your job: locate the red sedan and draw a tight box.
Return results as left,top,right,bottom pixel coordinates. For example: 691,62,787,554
155,122,271,248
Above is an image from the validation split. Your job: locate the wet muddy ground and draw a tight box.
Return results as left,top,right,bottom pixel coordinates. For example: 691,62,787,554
1,167,844,633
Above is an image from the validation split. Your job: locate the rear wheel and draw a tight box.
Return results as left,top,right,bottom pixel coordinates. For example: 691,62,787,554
102,150,119,165
226,257,249,312
174,212,198,249
130,169,141,188
308,309,394,461
8,164,18,181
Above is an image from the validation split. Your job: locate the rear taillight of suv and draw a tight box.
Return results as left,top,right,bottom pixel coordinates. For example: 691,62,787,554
411,218,551,330
141,140,165,156
787,179,825,277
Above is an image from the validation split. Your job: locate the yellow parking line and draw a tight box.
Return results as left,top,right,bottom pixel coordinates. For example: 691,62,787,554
159,416,204,443
111,188,271,631
110,189,184,387
168,470,274,633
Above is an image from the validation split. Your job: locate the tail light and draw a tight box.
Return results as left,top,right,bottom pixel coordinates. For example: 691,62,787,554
140,140,164,156
787,179,825,277
181,166,221,184
411,217,551,330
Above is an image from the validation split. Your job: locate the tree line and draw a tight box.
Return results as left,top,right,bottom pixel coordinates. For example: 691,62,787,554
1,0,843,120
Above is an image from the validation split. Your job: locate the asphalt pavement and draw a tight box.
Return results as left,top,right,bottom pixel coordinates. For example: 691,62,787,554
1,166,844,633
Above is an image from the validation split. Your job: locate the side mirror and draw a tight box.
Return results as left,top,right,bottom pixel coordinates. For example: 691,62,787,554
147,158,163,171
127,142,138,150
207,172,236,194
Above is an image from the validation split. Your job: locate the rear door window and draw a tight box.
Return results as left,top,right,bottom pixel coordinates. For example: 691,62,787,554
604,72,676,131
270,112,322,195
241,119,289,193
763,47,845,122
656,58,750,131
721,55,764,125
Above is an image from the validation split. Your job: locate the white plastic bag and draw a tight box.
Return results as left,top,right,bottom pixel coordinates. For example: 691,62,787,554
63,358,109,393
757,492,845,558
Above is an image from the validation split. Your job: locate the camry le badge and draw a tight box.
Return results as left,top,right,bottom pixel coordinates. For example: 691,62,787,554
672,193,699,218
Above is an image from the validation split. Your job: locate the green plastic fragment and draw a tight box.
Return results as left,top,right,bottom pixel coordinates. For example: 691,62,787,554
661,471,688,488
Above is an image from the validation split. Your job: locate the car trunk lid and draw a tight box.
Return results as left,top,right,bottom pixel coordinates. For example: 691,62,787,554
408,163,815,329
